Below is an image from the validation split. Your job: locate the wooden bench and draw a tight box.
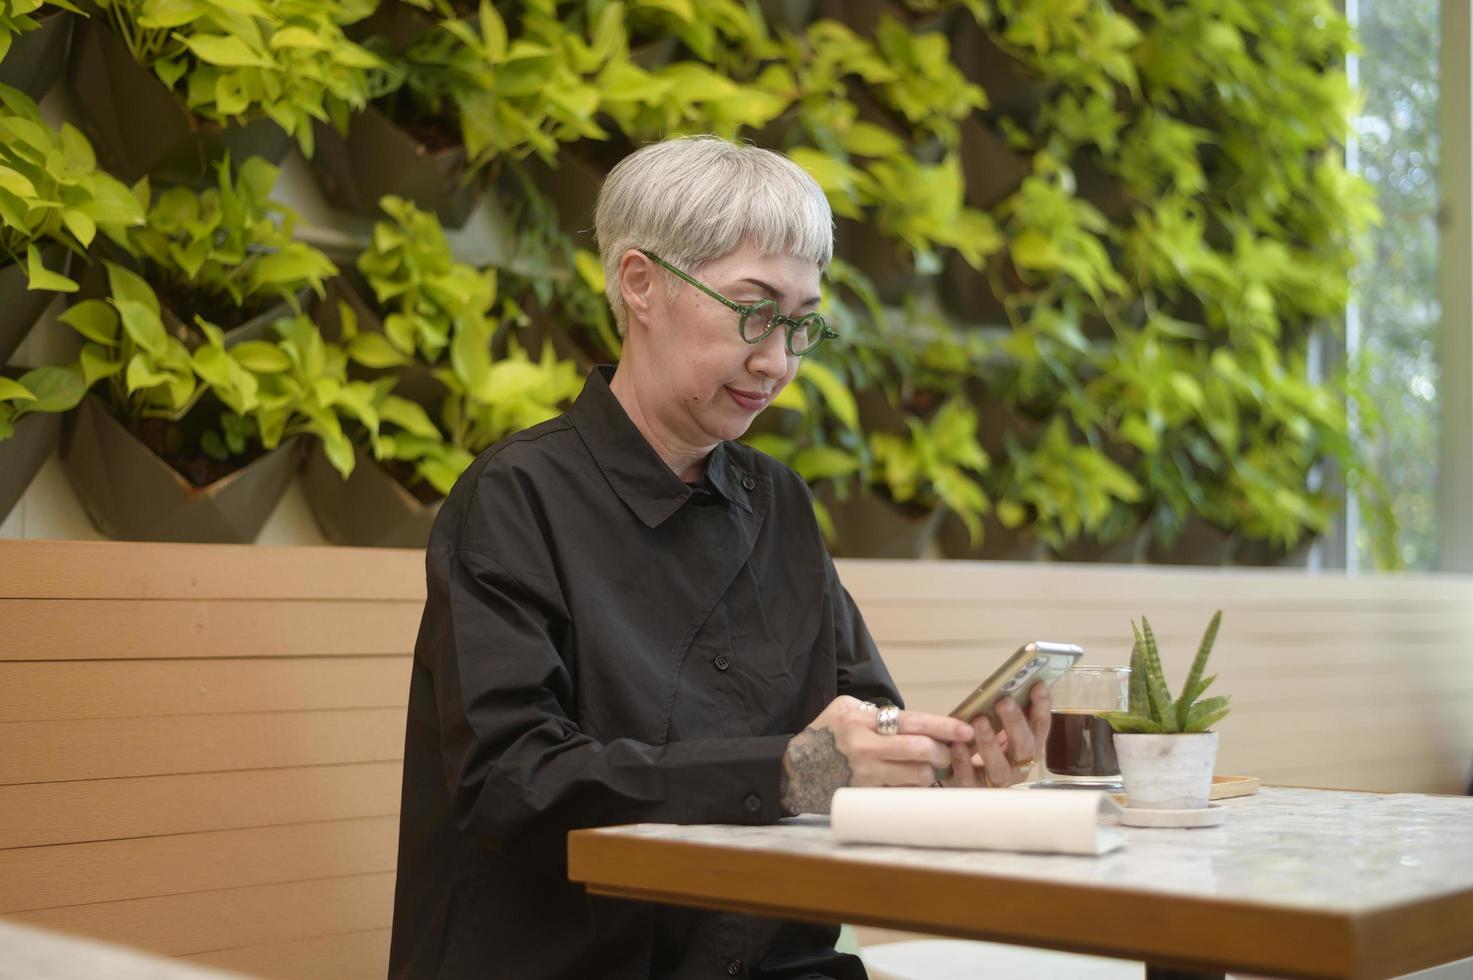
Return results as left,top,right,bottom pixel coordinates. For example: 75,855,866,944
2,540,1470,978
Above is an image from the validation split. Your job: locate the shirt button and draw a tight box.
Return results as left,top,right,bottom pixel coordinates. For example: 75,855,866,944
741,475,756,491
743,794,761,813
714,654,731,671
726,959,744,976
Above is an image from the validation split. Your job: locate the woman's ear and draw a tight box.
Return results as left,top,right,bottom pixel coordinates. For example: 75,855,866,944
617,249,658,328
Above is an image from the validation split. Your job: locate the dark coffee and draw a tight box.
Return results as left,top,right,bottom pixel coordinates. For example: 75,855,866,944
1045,709,1120,777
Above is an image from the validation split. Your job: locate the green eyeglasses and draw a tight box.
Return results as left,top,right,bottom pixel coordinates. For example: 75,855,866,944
639,249,838,356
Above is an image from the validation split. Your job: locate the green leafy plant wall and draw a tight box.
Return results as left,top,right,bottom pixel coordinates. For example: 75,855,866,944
0,0,1388,562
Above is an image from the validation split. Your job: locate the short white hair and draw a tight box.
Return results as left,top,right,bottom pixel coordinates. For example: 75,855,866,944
593,135,834,334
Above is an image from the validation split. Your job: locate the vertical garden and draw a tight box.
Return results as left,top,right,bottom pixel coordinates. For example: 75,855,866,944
0,0,1386,562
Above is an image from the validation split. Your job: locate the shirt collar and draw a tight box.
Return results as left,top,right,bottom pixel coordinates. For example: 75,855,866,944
567,365,755,527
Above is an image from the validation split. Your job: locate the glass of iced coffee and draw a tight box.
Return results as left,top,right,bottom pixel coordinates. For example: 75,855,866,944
1037,665,1131,792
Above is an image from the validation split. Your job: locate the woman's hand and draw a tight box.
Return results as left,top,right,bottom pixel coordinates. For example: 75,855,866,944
941,682,1052,789
779,696,975,815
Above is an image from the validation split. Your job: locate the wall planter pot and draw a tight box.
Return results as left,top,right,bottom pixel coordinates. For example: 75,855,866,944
302,441,442,549
754,0,816,34
313,278,448,412
60,395,301,542
0,380,63,523
0,244,70,366
818,485,941,559
1147,515,1233,566
815,0,953,35
1229,535,1314,568
938,511,1047,561
311,105,481,229
834,217,924,306
1113,732,1219,810
344,0,439,53
159,286,311,350
513,309,601,374
938,248,1010,326
951,17,1051,123
0,8,74,101
1051,524,1150,564
67,20,291,185
525,149,608,250
958,114,1033,212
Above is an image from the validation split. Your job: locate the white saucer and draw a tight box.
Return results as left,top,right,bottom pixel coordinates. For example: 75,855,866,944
1117,803,1226,828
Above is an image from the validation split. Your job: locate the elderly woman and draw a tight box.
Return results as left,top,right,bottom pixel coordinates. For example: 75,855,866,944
388,136,1051,979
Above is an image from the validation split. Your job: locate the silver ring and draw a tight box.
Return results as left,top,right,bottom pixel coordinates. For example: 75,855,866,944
875,704,900,736
858,700,878,712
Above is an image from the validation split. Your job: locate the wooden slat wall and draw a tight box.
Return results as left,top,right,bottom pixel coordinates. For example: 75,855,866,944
0,542,419,980
2,540,1471,979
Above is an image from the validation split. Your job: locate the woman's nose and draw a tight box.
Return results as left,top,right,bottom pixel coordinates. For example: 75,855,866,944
747,325,792,378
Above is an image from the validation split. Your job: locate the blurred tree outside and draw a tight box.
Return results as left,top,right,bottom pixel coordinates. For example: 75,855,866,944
1352,0,1441,570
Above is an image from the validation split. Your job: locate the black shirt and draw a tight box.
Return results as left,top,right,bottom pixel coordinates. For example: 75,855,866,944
388,365,900,979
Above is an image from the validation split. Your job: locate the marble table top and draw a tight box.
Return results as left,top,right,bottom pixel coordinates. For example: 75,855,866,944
581,787,1473,914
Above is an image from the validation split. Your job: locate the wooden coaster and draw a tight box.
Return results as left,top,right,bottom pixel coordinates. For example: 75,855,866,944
1118,803,1227,828
1109,775,1260,807
1209,775,1261,800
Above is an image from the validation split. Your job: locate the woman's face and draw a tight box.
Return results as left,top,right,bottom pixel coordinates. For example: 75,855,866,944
626,241,821,446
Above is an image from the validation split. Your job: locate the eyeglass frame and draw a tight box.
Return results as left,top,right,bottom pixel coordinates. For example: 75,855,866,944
637,248,838,356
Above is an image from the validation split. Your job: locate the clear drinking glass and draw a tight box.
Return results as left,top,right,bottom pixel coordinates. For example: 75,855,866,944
1036,665,1131,791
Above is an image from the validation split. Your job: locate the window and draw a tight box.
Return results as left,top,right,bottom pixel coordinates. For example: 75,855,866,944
1347,0,1443,570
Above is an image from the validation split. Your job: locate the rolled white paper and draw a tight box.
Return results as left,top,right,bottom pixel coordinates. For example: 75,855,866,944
831,788,1125,856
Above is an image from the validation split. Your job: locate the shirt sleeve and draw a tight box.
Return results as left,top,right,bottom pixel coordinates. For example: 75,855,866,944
425,468,790,864
823,550,905,710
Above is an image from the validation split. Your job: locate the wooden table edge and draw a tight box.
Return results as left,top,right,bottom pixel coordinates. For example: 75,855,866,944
569,829,1473,980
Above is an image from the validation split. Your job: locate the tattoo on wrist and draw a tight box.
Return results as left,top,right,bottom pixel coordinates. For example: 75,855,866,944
780,727,852,815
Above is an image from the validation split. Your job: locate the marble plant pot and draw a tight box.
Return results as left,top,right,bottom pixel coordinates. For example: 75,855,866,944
1113,732,1219,810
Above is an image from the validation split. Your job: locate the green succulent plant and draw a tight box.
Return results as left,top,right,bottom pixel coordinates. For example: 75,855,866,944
1103,611,1230,734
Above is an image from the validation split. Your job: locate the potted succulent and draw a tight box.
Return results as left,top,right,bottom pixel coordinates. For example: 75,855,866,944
94,154,338,348
55,261,315,542
1102,612,1230,810
68,0,387,183
0,363,86,522
0,83,144,363
0,0,82,100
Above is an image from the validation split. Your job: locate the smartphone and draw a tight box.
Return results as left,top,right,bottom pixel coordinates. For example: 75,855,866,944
948,641,1084,733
